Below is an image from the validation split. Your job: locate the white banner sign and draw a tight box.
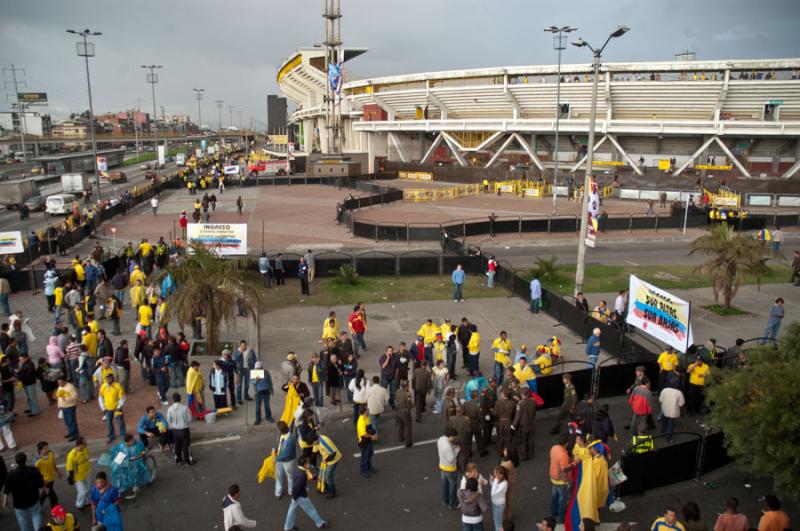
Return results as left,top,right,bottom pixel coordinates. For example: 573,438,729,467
176,153,186,166
187,224,247,255
223,165,240,175
0,231,24,254
195,149,202,158
157,145,166,166
626,274,694,353
96,156,108,172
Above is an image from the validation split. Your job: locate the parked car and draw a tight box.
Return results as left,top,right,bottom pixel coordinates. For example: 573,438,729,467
23,195,46,212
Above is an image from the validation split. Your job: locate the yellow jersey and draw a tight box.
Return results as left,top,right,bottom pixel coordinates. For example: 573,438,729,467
139,242,153,256
432,341,445,362
356,414,372,444
129,268,146,286
100,382,125,411
533,354,553,375
138,305,153,326
657,351,679,372
314,435,341,465
688,362,710,386
35,451,58,483
73,263,85,281
513,362,536,386
492,338,512,365
66,446,91,481
467,332,481,355
417,322,439,344
322,318,339,340
82,332,97,356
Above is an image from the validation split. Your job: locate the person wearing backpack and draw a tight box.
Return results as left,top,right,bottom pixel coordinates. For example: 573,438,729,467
459,476,489,530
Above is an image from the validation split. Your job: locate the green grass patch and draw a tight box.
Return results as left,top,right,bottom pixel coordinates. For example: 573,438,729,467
521,263,790,296
256,274,510,313
702,304,750,316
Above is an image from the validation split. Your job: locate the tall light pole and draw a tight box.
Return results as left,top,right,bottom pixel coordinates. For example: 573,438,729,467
215,100,224,131
544,26,576,215
227,105,234,129
193,88,204,133
141,65,162,163
572,25,630,296
67,28,102,201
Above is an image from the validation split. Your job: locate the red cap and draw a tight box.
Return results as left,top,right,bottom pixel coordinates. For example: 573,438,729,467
51,504,67,519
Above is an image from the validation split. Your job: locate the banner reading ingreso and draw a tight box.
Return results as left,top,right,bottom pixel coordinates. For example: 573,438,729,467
626,274,694,353
187,224,247,255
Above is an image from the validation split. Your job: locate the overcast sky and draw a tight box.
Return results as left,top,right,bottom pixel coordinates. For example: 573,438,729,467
1,0,798,127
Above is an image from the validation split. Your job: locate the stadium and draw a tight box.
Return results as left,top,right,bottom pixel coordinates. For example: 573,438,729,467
278,46,800,193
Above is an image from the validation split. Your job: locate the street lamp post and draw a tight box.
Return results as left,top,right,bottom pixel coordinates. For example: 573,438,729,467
572,26,630,296
544,26,576,215
142,65,162,169
193,88,205,133
67,28,102,202
215,100,224,131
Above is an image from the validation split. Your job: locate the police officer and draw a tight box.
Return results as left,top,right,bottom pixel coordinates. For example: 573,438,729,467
494,389,516,454
479,378,497,450
512,386,537,461
462,389,486,457
395,380,413,447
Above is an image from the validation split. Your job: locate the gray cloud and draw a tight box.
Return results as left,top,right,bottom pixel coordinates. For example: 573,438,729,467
1,0,798,124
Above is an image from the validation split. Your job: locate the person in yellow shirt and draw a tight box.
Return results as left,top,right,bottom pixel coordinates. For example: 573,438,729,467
686,355,710,415
432,333,446,364
66,437,91,509
467,326,481,375
72,259,85,284
313,433,341,497
138,299,154,337
322,311,339,341
657,346,679,388
492,331,513,384
129,265,146,287
35,441,62,510
99,373,127,443
129,278,146,310
155,297,169,329
137,238,153,258
356,405,376,478
417,319,439,345
512,355,537,393
439,319,453,340
87,319,100,334
533,346,553,376
186,360,205,419
81,328,97,357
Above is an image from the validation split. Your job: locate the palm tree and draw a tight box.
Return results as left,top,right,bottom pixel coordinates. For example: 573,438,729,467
689,223,769,308
158,243,263,355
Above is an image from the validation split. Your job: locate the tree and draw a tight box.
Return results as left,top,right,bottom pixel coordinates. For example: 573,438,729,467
689,223,768,308
159,243,262,355
705,322,800,500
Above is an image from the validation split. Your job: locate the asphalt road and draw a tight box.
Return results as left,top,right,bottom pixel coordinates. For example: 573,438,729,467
0,160,178,237
10,398,793,531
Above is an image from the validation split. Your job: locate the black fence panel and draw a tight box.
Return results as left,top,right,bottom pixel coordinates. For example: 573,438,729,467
315,253,354,277
657,215,682,229
774,213,799,228
442,255,482,275
738,216,766,231
1,270,34,292
442,221,464,238
535,366,593,410
304,177,322,185
631,216,657,230
550,217,578,232
494,219,519,235
399,255,439,276
700,431,734,474
274,177,290,186
356,255,397,277
409,225,441,241
353,222,374,239
521,218,549,233
465,221,491,237
378,225,407,242
685,214,707,228
603,216,630,232
619,436,701,496
558,299,591,341
596,361,659,398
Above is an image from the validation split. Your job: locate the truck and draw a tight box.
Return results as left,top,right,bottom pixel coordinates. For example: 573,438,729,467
0,179,38,208
61,173,91,193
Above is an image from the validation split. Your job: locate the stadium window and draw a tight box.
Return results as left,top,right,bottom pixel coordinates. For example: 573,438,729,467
763,103,779,121
559,103,570,119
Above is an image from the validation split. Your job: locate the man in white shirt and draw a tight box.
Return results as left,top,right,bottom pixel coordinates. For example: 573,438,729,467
222,484,256,530
366,376,389,432
438,427,460,510
658,382,685,443
150,196,159,216
167,392,194,466
614,289,628,318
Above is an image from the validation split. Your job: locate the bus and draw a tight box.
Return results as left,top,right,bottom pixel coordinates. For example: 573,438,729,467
32,148,125,175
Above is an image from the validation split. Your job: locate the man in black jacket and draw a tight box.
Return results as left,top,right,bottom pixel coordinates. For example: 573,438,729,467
283,457,328,530
220,349,238,410
2,452,44,530
15,354,40,416
96,330,114,360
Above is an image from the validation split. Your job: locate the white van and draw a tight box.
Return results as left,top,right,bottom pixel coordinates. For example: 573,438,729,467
46,194,77,215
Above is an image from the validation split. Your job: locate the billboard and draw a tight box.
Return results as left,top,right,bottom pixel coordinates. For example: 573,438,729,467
0,231,24,254
17,92,47,103
626,274,694,353
157,145,166,166
187,223,247,255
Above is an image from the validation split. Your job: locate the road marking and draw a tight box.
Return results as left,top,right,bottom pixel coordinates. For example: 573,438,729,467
625,260,640,266
353,437,437,458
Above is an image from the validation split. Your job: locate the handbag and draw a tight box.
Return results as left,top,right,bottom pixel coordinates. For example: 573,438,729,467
608,460,628,486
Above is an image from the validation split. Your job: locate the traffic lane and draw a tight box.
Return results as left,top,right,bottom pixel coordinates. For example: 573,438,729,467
482,239,709,268
0,162,177,235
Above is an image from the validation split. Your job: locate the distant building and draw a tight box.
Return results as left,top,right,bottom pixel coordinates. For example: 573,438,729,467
0,111,50,137
267,95,287,136
51,120,88,138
